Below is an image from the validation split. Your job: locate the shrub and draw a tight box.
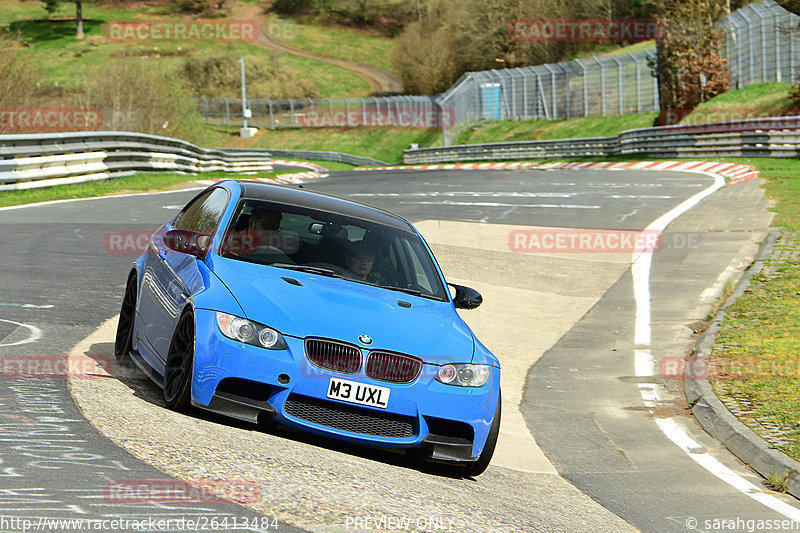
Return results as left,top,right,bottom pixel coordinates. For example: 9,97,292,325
0,34,42,132
181,52,319,99
75,56,202,139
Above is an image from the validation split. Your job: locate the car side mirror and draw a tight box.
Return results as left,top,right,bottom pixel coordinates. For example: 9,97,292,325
163,229,211,257
449,283,483,310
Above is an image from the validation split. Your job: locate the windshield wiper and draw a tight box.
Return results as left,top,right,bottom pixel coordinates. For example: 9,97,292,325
377,285,441,300
270,263,345,278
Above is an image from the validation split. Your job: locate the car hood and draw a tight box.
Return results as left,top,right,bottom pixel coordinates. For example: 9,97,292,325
210,258,475,363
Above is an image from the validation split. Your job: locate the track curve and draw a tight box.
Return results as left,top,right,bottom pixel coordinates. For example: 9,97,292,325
0,167,792,532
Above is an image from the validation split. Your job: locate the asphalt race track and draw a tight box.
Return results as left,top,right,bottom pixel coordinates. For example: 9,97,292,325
0,167,793,532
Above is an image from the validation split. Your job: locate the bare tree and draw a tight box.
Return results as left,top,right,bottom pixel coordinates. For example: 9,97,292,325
41,1,84,39
654,0,730,123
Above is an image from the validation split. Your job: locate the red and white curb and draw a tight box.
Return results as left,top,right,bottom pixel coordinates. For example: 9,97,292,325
356,160,760,186
270,160,329,173
195,171,328,187
357,162,540,172
539,160,760,185
195,160,330,186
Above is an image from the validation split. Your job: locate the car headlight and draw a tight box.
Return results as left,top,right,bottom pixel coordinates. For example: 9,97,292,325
215,312,286,350
435,364,491,387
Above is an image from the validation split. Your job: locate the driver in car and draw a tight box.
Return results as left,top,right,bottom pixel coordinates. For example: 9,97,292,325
248,209,282,249
345,240,378,281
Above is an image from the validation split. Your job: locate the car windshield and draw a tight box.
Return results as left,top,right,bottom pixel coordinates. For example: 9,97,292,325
220,199,448,300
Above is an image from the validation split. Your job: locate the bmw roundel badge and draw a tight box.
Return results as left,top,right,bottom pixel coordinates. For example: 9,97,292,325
358,334,373,345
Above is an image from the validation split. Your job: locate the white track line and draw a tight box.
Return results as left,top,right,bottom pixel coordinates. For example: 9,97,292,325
631,170,800,520
0,187,206,211
0,318,42,347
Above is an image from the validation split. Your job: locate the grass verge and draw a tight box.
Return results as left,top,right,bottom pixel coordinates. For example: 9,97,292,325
698,157,800,461
0,170,281,208
455,112,659,145
709,228,800,460
209,126,443,163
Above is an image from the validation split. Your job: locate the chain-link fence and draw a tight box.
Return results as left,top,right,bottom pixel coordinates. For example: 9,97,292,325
200,49,659,144
435,50,658,143
200,95,450,129
718,0,800,89
199,0,799,144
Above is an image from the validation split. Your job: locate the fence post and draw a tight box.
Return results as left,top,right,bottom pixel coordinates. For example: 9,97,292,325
594,57,606,117
543,64,557,120
775,11,781,82
362,98,367,126
203,97,209,124
748,13,755,84
789,19,797,83
566,70,571,119
645,49,658,111
519,71,527,120
610,55,623,116
575,59,588,117
269,101,274,128
762,17,768,82
224,98,230,126
630,53,641,114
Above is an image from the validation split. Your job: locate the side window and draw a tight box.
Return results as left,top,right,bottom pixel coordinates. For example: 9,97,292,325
174,188,229,233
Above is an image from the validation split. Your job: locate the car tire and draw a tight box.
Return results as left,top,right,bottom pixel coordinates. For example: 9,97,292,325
463,390,501,477
164,310,195,411
114,272,137,363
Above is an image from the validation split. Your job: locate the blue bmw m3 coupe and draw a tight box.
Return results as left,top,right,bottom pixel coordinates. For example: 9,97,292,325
115,179,501,476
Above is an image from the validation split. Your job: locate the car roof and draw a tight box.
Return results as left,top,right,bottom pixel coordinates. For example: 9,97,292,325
234,180,414,233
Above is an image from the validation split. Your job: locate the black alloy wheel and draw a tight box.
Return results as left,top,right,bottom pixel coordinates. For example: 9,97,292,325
114,272,137,363
164,310,195,411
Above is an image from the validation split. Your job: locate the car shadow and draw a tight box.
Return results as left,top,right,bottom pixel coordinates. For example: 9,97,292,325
80,341,473,480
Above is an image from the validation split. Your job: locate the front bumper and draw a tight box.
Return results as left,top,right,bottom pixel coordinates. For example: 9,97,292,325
191,309,500,460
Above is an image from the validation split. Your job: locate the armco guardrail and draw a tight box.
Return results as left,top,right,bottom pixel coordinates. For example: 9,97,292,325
403,116,800,164
0,131,273,191
261,149,389,167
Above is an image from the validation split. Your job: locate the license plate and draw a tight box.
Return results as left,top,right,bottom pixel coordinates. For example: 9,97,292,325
327,378,390,409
